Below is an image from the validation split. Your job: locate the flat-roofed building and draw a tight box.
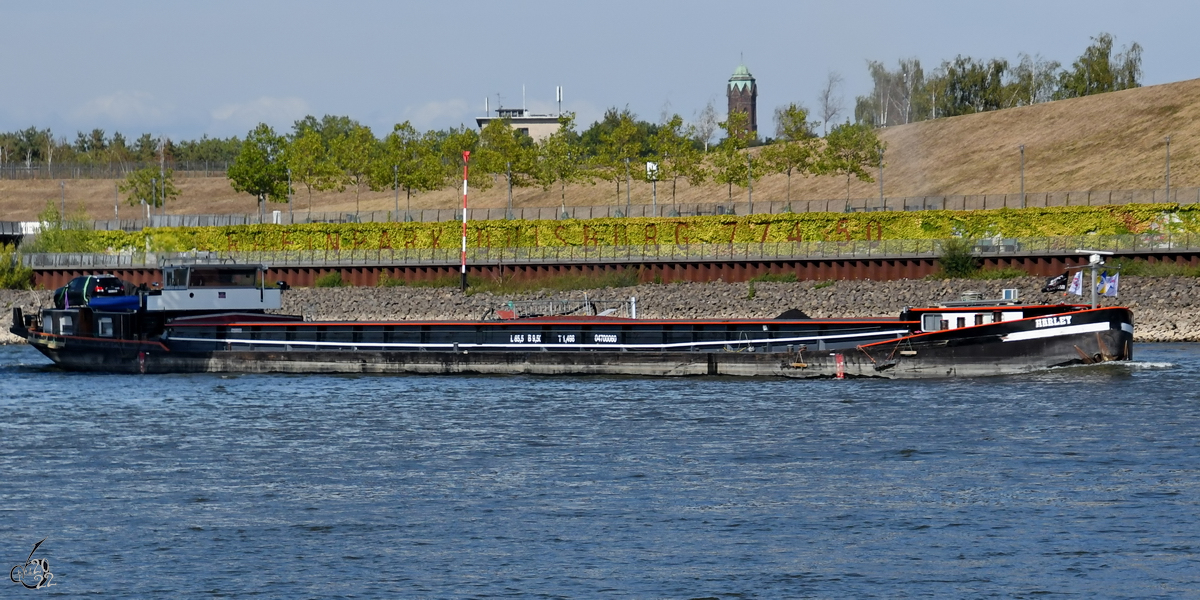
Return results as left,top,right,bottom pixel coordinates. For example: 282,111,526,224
476,107,561,142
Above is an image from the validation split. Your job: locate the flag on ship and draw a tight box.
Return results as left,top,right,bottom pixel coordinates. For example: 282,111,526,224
1102,272,1120,297
1067,271,1083,296
1095,270,1109,295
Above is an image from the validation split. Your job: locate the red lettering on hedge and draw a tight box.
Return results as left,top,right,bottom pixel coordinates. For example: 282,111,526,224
583,225,599,248
644,223,658,244
674,222,691,245
833,219,851,242
865,220,882,241
613,224,628,246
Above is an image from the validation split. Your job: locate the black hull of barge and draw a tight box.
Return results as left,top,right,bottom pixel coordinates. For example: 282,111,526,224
25,325,1133,379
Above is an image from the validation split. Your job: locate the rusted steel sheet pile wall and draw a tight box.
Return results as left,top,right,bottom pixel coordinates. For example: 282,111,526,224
30,252,1200,289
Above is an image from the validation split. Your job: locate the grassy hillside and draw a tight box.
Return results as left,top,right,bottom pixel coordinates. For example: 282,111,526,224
2,78,1197,221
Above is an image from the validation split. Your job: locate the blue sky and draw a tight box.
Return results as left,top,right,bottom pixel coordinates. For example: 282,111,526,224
0,0,1192,141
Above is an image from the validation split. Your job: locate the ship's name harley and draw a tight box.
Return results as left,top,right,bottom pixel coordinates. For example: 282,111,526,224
1035,315,1073,328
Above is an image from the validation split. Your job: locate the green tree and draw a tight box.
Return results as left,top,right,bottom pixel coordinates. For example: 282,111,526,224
374,122,444,218
822,121,884,201
119,166,181,208
535,113,588,212
133,133,158,162
650,114,707,207
593,109,644,209
1054,32,1142,99
854,59,926,126
761,104,819,203
228,123,289,217
432,126,490,192
1007,53,1061,106
475,118,537,213
283,128,341,214
24,201,95,253
713,110,755,202
293,114,360,148
175,134,242,165
330,124,379,216
931,56,1009,117
0,243,33,289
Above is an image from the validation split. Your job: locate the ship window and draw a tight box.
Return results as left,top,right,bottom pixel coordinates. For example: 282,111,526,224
188,268,261,288
164,267,189,289
61,315,74,335
98,317,113,338
956,317,966,329
974,314,984,326
993,311,1003,323
922,314,941,332
940,319,949,331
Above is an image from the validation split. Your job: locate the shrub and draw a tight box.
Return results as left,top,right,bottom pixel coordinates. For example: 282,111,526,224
314,272,347,287
1106,258,1200,277
0,244,33,289
970,267,1030,280
377,273,406,287
749,272,799,283
936,237,979,278
21,201,98,253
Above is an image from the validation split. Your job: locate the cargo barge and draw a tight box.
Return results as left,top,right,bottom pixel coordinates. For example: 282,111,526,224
10,262,1133,378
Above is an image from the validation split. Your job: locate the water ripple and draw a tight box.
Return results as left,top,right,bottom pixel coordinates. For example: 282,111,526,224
0,343,1197,598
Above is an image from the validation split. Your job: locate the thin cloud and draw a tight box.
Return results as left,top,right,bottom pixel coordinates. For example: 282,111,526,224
405,99,470,129
210,96,310,131
72,91,172,124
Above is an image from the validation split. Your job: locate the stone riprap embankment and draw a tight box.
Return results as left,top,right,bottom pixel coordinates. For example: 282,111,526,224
1,290,52,344
2,276,1195,344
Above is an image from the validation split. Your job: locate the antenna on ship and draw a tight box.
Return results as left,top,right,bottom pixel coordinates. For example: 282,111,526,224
1076,249,1114,309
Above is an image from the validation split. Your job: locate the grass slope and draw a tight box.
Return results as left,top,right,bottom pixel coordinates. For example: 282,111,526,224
2,78,1198,221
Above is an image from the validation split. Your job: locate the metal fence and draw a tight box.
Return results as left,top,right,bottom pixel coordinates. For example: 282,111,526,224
0,161,229,180
54,184,1200,232
21,233,1200,269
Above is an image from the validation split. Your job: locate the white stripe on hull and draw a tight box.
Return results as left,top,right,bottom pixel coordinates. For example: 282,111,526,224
166,329,911,352
1002,322,1110,342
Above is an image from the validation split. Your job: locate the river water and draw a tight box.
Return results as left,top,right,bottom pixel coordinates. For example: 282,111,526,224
1,343,1197,598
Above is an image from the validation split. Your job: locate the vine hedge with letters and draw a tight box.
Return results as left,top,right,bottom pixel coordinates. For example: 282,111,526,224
77,204,1196,253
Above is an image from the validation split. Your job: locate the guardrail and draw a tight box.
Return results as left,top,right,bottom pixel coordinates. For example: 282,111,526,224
19,233,1200,269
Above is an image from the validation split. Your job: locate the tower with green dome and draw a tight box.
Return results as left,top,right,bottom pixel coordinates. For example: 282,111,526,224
727,63,758,134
